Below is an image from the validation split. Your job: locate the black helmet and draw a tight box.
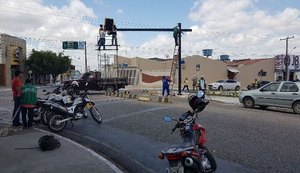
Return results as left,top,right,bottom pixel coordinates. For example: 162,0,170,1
188,94,207,112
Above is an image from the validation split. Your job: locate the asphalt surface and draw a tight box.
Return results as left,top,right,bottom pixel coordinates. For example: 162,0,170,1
1,87,300,173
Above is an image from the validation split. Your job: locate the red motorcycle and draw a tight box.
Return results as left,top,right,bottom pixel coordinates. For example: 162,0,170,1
159,92,217,173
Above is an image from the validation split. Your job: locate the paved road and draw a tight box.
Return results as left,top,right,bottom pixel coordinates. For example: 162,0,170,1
1,88,300,173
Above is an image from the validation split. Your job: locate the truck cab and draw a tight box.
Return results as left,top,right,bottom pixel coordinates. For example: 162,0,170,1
62,72,128,93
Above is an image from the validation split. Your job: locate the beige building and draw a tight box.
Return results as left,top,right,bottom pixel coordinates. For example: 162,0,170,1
114,55,276,89
0,34,26,87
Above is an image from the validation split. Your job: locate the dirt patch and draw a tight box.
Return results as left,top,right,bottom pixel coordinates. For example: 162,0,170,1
0,123,23,137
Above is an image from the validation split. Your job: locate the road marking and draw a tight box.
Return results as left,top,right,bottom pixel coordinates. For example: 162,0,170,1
95,98,124,103
104,105,177,123
36,128,123,173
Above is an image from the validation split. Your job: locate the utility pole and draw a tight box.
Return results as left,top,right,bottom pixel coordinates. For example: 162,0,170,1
84,41,87,72
280,36,294,81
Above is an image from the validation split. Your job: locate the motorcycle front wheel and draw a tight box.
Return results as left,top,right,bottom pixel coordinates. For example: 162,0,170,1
199,146,217,173
89,106,102,123
33,108,42,123
48,114,67,133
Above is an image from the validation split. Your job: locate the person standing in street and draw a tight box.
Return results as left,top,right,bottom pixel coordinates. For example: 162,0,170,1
162,76,170,96
11,69,22,127
182,77,189,92
21,79,37,129
199,76,207,97
192,75,198,91
98,24,106,50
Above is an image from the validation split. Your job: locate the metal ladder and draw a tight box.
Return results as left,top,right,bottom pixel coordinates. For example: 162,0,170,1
169,45,179,96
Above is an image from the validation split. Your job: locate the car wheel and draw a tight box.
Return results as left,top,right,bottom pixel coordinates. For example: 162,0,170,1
292,101,300,114
218,86,223,91
243,97,255,108
235,86,240,91
106,86,115,92
259,105,268,110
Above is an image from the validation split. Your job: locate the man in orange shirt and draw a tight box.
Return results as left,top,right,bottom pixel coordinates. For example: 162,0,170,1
11,69,22,127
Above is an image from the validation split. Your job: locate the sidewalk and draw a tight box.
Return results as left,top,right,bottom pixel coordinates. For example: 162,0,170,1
0,124,122,173
133,90,241,105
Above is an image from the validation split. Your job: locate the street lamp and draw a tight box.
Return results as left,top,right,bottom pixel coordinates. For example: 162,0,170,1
289,47,296,54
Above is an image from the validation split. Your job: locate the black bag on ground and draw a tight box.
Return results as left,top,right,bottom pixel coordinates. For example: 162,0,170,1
38,135,61,151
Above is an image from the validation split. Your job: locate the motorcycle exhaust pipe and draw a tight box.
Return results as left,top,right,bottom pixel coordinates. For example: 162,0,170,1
184,157,194,167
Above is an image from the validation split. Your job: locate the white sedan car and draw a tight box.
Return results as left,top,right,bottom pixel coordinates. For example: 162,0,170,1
208,79,241,91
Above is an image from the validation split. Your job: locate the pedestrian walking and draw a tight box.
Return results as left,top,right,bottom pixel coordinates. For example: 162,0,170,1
98,24,106,50
11,69,23,127
199,76,207,98
182,77,189,92
192,75,198,91
21,79,37,129
162,76,170,96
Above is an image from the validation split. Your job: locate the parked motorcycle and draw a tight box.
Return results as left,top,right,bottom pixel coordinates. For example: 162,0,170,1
159,91,217,173
47,89,102,132
33,86,71,125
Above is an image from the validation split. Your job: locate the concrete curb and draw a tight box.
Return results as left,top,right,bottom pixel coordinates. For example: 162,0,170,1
36,128,123,173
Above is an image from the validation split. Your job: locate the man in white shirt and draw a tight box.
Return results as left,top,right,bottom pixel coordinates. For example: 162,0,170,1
199,76,206,97
98,24,106,50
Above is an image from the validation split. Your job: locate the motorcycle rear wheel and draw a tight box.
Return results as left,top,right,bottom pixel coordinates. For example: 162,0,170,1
48,114,67,133
89,107,102,123
199,146,217,173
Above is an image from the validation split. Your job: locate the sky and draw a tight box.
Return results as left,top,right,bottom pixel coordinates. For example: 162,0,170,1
0,0,300,72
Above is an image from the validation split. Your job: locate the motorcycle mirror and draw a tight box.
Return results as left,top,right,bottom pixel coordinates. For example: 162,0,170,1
163,115,172,122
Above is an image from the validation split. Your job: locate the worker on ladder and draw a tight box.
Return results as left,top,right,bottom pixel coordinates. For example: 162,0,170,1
173,26,180,46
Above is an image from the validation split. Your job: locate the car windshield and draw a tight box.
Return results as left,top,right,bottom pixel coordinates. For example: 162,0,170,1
216,80,225,83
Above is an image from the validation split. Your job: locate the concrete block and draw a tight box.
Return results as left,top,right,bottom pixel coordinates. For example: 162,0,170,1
157,96,162,102
138,96,150,102
163,97,169,103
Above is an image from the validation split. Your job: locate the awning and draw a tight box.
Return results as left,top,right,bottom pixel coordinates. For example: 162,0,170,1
227,68,239,73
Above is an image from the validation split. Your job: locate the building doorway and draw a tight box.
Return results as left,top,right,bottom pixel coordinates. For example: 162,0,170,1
289,72,294,81
0,64,5,86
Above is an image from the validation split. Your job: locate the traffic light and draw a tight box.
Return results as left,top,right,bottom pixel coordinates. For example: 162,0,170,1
105,18,114,31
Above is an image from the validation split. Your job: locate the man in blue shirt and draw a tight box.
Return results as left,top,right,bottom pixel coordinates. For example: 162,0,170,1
162,76,170,96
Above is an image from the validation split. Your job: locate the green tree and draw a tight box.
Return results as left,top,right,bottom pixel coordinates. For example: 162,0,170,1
26,50,71,83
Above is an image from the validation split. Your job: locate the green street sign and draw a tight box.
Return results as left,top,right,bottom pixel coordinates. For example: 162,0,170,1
62,41,79,49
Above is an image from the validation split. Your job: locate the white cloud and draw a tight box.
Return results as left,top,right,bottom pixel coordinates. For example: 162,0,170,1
0,0,122,71
136,0,300,60
117,9,124,14
184,0,300,59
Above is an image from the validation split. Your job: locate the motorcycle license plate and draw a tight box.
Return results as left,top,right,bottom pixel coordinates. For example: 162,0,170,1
86,103,92,109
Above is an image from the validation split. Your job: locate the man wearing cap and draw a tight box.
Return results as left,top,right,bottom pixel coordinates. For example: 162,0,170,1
11,69,22,126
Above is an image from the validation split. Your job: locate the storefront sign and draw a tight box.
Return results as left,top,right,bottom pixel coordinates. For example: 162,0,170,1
275,54,300,71
10,46,20,65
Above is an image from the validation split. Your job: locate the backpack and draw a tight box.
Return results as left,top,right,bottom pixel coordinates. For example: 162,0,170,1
38,135,61,151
